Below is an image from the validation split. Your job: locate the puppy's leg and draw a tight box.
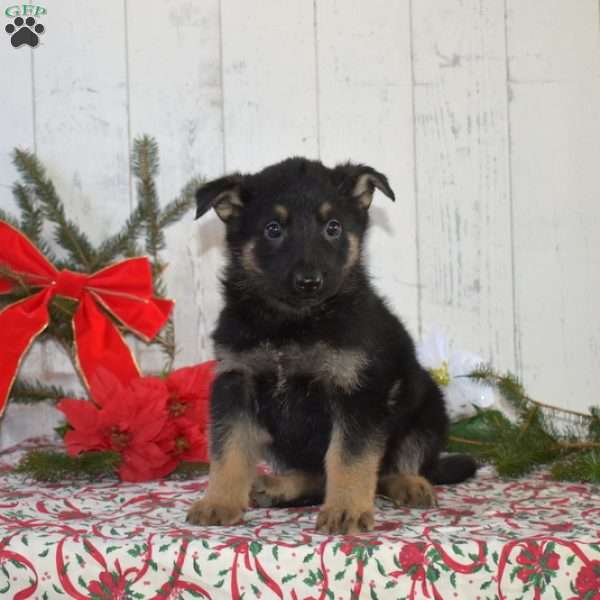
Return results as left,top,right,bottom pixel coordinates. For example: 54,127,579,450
378,432,437,508
251,471,324,507
316,426,382,535
187,372,268,526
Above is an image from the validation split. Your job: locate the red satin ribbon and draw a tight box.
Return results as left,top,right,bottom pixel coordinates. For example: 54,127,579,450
0,220,174,416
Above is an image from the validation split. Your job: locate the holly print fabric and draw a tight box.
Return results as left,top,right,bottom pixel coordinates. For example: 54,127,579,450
1,439,600,599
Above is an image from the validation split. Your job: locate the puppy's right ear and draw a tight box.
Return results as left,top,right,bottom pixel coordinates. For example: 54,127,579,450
195,174,244,222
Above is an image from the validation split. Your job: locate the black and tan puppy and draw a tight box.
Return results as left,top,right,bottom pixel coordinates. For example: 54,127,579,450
187,157,476,534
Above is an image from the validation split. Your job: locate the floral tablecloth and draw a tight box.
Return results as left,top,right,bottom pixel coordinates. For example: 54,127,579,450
1,439,600,599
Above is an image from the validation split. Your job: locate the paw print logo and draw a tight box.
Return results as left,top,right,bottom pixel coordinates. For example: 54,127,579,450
5,16,45,48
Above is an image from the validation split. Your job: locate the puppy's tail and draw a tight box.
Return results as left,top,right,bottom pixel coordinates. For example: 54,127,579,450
427,454,478,485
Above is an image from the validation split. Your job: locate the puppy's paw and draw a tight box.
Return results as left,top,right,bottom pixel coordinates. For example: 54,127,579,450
186,498,245,526
382,474,438,508
316,505,374,535
250,474,281,508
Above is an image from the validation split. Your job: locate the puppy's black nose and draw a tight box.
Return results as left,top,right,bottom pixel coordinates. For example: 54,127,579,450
293,270,323,294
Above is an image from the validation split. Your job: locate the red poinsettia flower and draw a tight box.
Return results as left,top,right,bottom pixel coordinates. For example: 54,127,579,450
58,372,172,482
165,362,215,425
157,361,215,466
515,541,560,585
571,560,600,600
57,362,215,482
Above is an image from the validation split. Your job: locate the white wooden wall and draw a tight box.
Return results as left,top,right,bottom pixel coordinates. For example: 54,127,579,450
1,0,599,446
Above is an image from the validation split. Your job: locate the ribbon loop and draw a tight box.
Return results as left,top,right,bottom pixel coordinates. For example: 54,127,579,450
54,270,88,300
0,219,174,416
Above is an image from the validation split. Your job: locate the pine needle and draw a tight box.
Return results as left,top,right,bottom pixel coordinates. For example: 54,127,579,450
13,183,53,255
0,207,20,228
10,378,75,404
158,176,204,227
12,149,97,271
15,450,120,481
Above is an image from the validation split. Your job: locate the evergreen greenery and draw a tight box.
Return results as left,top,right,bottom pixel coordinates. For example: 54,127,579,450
448,367,600,483
15,449,208,482
0,135,202,403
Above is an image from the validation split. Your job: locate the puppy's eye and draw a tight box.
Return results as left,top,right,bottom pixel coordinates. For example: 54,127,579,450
264,220,283,240
324,219,342,240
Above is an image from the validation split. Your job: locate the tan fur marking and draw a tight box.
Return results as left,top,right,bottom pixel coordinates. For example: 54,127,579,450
186,421,268,525
214,342,368,392
353,174,377,209
316,428,382,534
378,473,437,508
344,233,360,272
318,201,333,219
214,190,243,221
274,204,288,222
251,471,324,507
240,240,262,274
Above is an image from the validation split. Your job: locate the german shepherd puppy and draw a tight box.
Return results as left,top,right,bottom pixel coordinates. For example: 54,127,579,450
188,157,476,534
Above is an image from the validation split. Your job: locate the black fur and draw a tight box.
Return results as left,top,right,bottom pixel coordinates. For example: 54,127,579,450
195,157,476,511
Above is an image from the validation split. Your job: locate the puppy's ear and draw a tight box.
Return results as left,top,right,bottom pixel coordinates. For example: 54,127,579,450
195,174,244,222
333,163,395,209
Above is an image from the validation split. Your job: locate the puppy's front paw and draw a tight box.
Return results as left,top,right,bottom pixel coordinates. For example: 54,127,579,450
316,505,374,535
382,474,438,508
250,474,281,508
186,498,245,526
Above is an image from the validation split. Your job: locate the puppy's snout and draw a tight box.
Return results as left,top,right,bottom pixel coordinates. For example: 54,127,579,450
293,269,324,295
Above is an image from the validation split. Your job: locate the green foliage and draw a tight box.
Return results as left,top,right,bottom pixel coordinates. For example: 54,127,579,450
15,449,208,482
14,450,121,481
9,379,76,405
2,136,203,404
13,148,97,270
550,451,600,482
448,368,600,483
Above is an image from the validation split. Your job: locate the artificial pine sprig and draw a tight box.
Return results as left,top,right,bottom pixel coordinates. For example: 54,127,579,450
15,449,208,482
10,379,77,405
13,148,97,271
1,136,202,405
448,367,600,482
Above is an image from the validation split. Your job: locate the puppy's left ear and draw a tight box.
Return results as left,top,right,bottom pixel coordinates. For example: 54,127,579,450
333,163,395,209
195,173,244,222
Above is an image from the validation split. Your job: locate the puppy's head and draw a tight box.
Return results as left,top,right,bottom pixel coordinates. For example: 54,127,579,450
195,158,394,313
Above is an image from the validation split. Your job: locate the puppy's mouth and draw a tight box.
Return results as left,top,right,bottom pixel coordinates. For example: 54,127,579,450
268,291,329,314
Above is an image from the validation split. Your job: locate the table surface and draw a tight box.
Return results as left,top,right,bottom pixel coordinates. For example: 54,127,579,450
1,438,599,600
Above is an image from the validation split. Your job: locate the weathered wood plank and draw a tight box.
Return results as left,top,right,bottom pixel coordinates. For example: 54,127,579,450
220,0,319,171
411,0,515,370
316,0,420,335
33,0,130,246
31,1,130,385
508,0,600,410
127,0,225,367
0,43,34,214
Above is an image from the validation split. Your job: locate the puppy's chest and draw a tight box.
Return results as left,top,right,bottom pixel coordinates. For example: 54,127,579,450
215,341,368,393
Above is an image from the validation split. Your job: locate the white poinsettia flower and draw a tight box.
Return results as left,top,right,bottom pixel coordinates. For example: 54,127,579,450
416,331,496,421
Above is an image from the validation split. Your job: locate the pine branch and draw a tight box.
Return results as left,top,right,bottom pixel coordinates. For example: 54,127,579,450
10,377,75,404
93,201,147,269
15,450,120,481
13,183,56,261
132,136,164,261
156,318,177,373
158,176,204,227
550,451,600,483
0,262,32,294
12,148,97,271
15,449,208,481
0,207,19,228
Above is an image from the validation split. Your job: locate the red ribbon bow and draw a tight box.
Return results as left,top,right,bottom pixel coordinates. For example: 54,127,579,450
0,220,174,417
